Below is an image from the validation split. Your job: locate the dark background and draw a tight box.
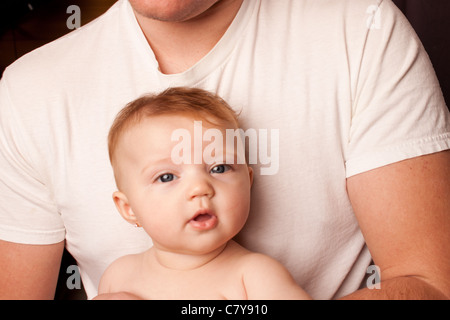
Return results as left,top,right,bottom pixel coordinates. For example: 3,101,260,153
0,0,449,299
393,0,450,109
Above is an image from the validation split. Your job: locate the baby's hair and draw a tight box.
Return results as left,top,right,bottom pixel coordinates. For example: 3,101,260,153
108,87,240,165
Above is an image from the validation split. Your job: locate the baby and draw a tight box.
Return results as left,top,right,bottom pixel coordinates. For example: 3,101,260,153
98,87,310,300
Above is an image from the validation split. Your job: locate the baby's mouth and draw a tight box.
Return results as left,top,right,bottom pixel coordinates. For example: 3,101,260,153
189,209,217,230
193,213,213,222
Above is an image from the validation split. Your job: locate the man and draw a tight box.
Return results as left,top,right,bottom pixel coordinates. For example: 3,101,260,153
1,0,449,299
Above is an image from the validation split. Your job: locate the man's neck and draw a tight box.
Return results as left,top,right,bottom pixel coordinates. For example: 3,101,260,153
133,0,243,74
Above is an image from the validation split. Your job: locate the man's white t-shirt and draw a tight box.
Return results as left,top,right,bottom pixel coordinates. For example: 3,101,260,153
0,0,449,299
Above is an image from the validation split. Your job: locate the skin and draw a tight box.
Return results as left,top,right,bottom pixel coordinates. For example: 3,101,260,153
343,150,450,299
1,0,449,300
127,0,450,300
129,0,244,74
0,240,64,299
112,115,253,261
128,0,222,22
0,1,243,299
97,114,310,299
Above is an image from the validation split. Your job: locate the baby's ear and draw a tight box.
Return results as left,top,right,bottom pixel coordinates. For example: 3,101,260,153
113,191,138,225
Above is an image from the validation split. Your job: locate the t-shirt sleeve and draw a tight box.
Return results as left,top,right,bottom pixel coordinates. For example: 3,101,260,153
0,76,65,244
345,0,450,177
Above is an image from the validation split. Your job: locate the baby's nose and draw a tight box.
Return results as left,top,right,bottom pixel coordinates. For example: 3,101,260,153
186,176,215,200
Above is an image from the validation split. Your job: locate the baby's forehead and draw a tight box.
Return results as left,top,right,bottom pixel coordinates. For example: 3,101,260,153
118,114,237,148
113,113,239,162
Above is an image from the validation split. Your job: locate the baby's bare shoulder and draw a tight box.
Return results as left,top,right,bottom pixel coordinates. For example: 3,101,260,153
240,251,286,271
232,247,311,299
225,241,286,272
98,252,144,294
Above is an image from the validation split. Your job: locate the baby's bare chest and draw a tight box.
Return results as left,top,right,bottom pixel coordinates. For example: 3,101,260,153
127,267,247,300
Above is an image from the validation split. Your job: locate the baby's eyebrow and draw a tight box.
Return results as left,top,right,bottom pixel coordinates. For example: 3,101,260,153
205,150,246,165
140,157,174,175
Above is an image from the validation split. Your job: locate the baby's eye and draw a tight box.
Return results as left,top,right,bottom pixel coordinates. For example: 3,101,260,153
157,173,177,183
210,165,231,174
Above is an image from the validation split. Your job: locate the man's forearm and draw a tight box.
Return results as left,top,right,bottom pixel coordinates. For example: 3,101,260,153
341,276,449,300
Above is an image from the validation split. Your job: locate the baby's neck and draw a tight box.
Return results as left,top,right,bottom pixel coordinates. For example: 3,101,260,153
149,242,229,271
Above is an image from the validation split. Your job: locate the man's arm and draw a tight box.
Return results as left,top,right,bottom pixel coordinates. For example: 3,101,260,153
344,150,450,299
0,240,64,299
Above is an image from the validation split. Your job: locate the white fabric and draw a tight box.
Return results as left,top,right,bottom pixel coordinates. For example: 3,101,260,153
0,0,449,299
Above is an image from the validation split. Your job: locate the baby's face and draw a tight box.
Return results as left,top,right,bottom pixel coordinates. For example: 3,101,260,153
113,114,253,255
